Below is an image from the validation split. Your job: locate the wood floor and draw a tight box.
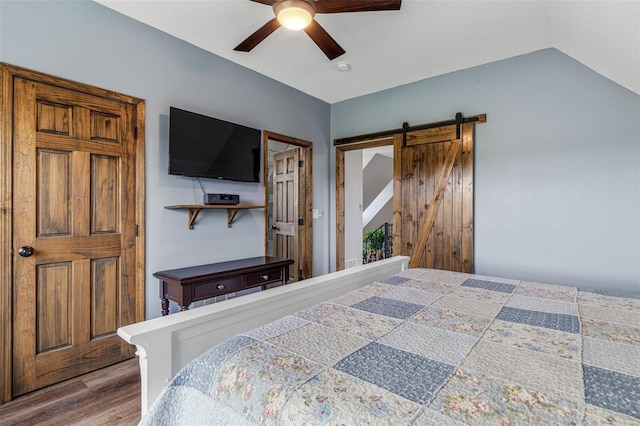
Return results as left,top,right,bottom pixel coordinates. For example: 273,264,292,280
0,359,140,425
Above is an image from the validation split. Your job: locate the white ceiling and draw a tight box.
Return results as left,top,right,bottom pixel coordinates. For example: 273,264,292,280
95,0,639,103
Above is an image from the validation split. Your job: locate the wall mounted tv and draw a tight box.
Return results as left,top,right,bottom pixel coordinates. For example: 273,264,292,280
169,107,261,183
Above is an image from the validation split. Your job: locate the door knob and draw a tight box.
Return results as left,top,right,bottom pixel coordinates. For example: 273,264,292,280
18,246,34,257
271,225,278,230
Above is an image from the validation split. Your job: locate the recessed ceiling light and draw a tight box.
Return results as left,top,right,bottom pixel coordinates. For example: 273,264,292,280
336,62,350,72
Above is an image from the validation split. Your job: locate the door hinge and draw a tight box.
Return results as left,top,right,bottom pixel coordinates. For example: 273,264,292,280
298,160,303,167
134,127,138,140
134,224,139,236
298,218,304,226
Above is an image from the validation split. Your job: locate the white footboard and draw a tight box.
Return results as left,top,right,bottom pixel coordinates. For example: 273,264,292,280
118,256,409,413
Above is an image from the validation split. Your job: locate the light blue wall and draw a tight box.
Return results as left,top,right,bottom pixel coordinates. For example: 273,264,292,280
331,49,640,291
1,0,332,318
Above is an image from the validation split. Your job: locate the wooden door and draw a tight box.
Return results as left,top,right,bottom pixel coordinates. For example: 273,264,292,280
263,131,312,281
393,122,474,271
8,69,144,397
272,149,300,281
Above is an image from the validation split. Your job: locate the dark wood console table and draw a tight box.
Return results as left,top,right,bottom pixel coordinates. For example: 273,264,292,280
154,256,294,315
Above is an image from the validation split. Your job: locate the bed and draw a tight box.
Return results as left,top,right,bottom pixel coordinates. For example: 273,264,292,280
118,256,640,425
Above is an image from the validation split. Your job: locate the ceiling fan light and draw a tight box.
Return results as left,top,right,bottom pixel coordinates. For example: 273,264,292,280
274,1,315,30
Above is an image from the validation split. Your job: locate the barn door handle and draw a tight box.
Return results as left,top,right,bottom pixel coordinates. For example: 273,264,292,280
18,246,34,257
271,225,278,230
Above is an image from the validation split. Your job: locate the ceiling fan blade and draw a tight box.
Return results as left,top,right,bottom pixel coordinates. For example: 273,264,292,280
234,18,281,52
248,0,278,5
303,20,345,60
314,0,401,14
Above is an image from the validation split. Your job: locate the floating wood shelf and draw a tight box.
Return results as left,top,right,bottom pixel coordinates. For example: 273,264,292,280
165,205,265,229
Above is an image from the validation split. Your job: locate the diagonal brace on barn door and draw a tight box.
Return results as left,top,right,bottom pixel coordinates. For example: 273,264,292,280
409,139,462,268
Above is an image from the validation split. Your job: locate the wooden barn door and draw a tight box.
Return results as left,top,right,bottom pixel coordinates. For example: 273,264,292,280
272,149,300,281
4,65,145,398
393,121,475,271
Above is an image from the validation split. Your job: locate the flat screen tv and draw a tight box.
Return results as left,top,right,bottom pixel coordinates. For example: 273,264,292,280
169,107,261,182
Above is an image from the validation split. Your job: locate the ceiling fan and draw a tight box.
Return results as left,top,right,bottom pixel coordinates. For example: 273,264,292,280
234,0,402,60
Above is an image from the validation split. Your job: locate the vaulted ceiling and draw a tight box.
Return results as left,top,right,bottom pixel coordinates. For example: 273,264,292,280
95,0,639,103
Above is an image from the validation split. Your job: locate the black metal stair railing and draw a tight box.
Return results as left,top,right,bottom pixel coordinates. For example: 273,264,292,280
362,223,393,264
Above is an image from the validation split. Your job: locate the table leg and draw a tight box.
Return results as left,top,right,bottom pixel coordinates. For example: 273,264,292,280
161,298,169,316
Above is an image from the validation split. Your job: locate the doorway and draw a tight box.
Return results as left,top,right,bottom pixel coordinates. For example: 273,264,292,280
342,145,394,268
336,137,395,270
263,131,312,281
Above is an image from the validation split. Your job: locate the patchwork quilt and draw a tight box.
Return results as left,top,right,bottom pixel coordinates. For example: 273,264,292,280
140,268,640,425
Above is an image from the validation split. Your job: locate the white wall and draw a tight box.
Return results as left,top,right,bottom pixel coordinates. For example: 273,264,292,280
1,0,332,318
362,153,394,232
344,150,363,267
331,49,640,292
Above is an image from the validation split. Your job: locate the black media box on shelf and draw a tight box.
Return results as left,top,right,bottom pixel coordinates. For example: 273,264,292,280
203,193,240,205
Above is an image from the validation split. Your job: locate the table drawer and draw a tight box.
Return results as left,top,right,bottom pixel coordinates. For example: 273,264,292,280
193,276,242,299
245,267,283,287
